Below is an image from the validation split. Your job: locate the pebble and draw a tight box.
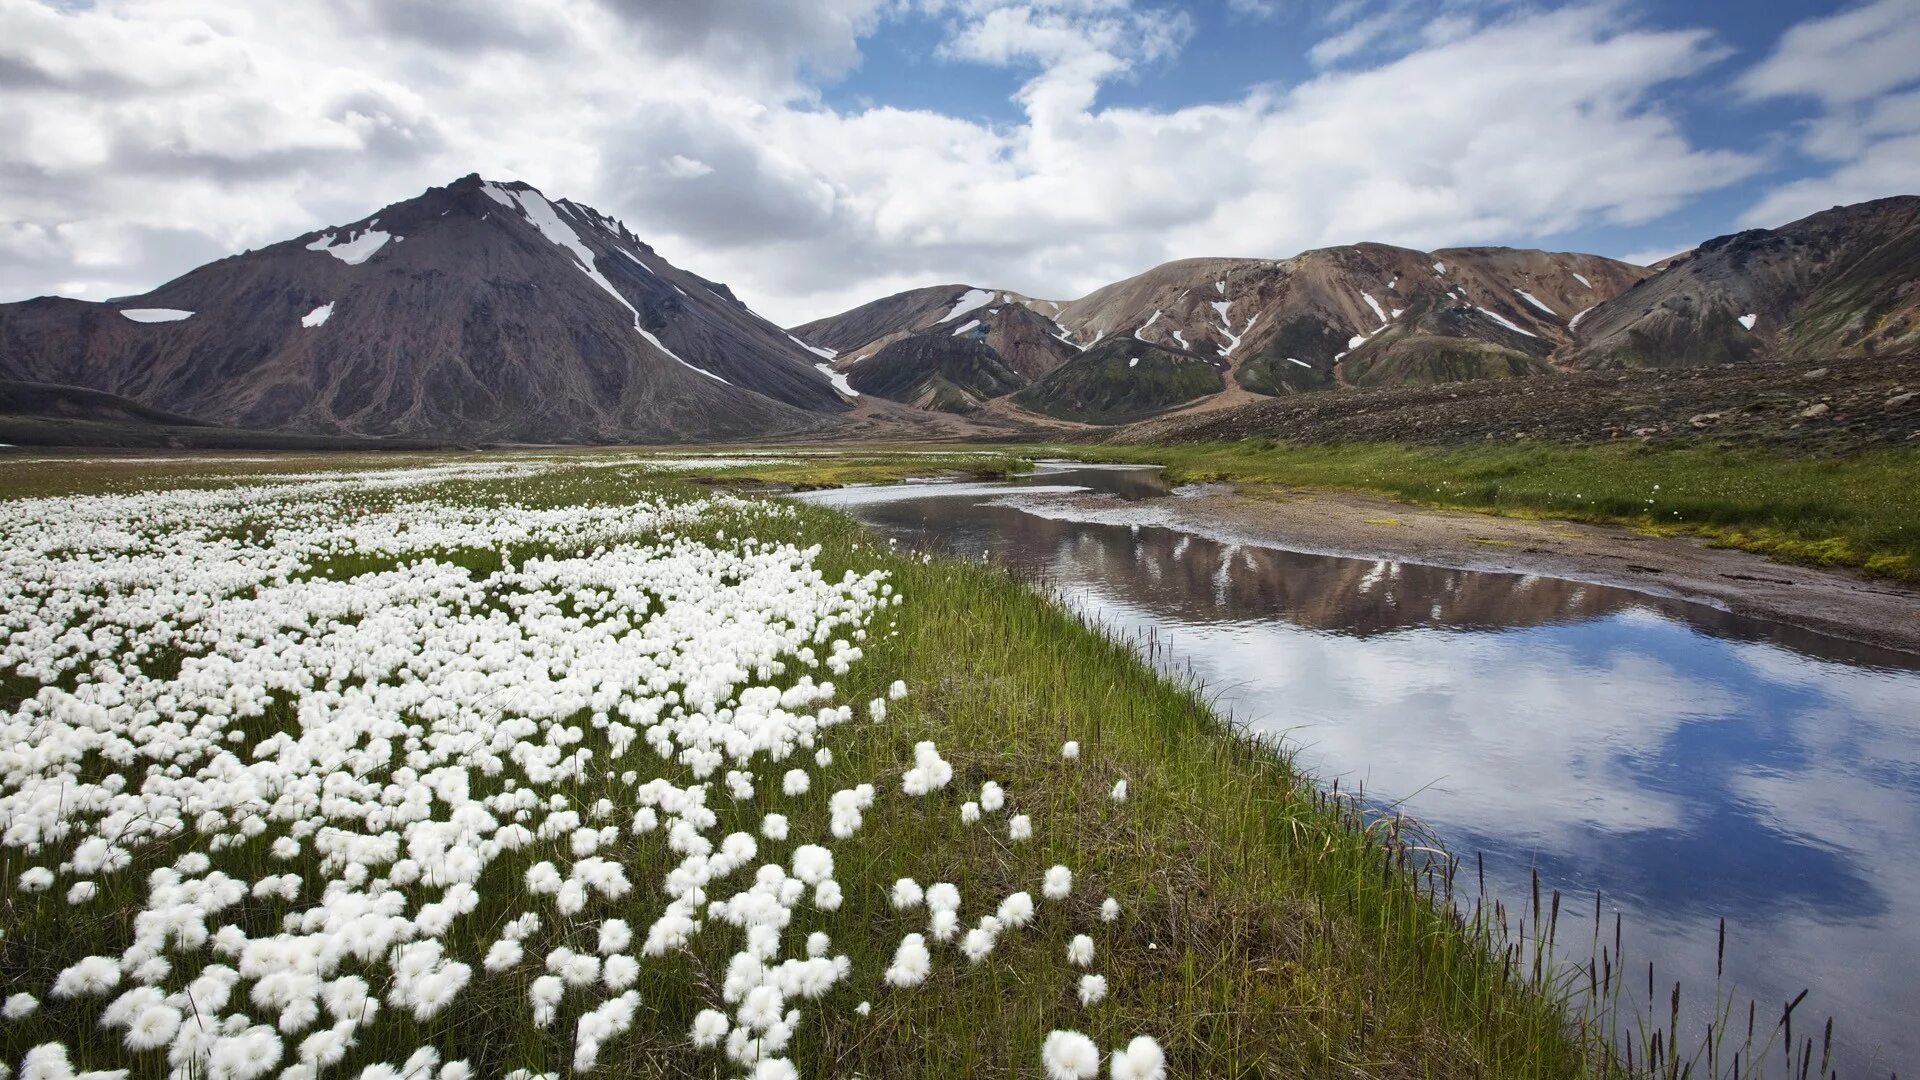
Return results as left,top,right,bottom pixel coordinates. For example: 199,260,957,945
1888,392,1915,409
1800,403,1830,418
1802,368,1829,379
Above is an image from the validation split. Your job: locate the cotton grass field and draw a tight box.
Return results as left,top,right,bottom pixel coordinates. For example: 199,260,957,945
0,452,1607,1079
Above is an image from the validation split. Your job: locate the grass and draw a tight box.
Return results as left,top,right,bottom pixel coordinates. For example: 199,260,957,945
1061,440,1920,584
0,457,1614,1079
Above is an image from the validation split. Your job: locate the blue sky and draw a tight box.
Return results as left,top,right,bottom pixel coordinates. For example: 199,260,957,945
1,0,1916,322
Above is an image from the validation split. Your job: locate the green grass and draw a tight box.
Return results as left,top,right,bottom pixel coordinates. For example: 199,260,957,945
0,460,1614,1078
1063,440,1920,584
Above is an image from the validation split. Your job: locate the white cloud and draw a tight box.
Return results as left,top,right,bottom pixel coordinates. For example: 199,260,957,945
0,0,1760,325
1737,0,1920,228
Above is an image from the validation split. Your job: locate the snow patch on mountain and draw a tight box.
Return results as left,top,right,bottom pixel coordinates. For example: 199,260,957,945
301,303,334,328
496,182,729,383
815,363,858,397
1739,313,1758,330
1361,292,1387,324
305,229,393,266
788,334,837,360
950,319,981,337
938,289,995,324
1572,272,1592,289
1515,289,1558,317
118,308,194,323
1475,306,1537,337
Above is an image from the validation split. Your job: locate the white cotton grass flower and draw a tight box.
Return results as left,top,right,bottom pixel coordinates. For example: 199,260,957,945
807,931,832,958
868,697,887,722
883,933,932,988
65,881,98,904
979,781,1005,812
815,747,833,767
961,926,997,964
891,878,925,910
692,1008,730,1048
125,1003,183,1051
997,891,1035,928
1111,779,1128,802
1108,1035,1167,1080
1078,974,1108,1007
889,679,908,700
1101,897,1121,922
598,919,632,954
929,908,960,942
782,769,810,796
483,939,524,973
855,1000,872,1016
762,813,790,841
52,955,121,998
1042,1029,1102,1080
901,741,953,796
18,866,53,893
1062,740,1080,760
1043,865,1073,900
1009,814,1033,842
1067,934,1095,967
3,992,38,1019
925,882,960,913
960,800,981,824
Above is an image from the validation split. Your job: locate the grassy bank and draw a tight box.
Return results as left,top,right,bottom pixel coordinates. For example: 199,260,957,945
1064,441,1920,584
0,457,1605,1078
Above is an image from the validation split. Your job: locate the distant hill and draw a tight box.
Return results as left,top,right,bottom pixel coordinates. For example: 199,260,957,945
0,175,855,444
1565,196,1920,370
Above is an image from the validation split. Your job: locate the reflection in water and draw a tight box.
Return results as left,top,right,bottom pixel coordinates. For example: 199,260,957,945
803,465,1920,1075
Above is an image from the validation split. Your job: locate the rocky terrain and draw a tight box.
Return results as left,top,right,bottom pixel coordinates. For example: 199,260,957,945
1110,352,1920,452
796,245,1648,423
0,175,854,444
1569,197,1920,370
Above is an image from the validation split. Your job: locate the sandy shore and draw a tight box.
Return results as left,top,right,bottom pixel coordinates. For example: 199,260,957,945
1024,483,1920,657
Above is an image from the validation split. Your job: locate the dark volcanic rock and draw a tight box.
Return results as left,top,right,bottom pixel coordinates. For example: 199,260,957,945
0,175,852,444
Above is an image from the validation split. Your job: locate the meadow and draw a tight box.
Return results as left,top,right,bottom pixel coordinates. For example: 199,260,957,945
0,450,1825,1079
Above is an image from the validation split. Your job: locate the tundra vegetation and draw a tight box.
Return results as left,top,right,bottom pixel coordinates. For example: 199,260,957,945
0,449,1852,1078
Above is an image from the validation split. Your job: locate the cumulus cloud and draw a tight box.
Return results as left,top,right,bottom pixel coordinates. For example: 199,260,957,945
1737,0,1920,227
0,0,1762,323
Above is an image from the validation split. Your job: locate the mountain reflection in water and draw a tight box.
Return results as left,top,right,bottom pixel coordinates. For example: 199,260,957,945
802,464,1920,1075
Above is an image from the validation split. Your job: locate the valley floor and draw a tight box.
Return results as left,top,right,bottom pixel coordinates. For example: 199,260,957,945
0,451,1611,1079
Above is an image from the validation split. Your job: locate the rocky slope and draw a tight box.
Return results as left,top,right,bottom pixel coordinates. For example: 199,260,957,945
0,175,853,443
797,245,1648,424
1566,197,1920,370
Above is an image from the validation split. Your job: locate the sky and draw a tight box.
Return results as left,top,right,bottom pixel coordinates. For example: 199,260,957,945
1,0,1917,325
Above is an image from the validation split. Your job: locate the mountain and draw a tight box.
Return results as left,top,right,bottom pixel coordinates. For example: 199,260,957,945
795,246,1648,423
0,175,854,443
1565,196,1920,369
792,285,1079,413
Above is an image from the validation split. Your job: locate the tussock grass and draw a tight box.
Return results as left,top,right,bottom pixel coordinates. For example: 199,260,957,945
1066,441,1920,584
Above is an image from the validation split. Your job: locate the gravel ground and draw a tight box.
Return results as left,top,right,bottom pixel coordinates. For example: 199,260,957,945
1112,353,1920,451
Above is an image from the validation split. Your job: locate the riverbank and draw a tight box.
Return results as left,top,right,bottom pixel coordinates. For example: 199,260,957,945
1064,441,1920,588
0,456,1606,1078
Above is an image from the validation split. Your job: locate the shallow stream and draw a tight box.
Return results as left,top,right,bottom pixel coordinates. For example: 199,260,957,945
803,462,1920,1075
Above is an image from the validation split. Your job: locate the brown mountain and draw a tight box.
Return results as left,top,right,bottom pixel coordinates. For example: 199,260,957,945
793,285,1079,413
1565,196,1920,369
0,175,853,443
797,245,1647,423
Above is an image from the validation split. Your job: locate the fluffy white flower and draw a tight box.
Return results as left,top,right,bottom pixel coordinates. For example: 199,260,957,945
979,781,1005,813
883,934,932,988
1042,1029,1102,1080
925,882,960,913
484,939,523,973
1111,780,1128,803
691,1007,730,1048
790,845,833,885
891,878,924,910
3,992,39,1020
65,881,98,904
1101,897,1121,923
961,927,997,964
888,679,908,700
1067,934,1095,967
1009,814,1033,841
960,801,981,824
1061,740,1080,760
1078,974,1108,1007
929,908,959,942
761,814,790,842
1043,865,1073,900
52,956,120,999
598,919,632,955
781,769,810,796
1109,1035,1167,1080
997,891,1035,928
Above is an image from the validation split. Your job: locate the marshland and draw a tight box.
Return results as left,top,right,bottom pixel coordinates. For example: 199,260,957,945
0,447,1914,1079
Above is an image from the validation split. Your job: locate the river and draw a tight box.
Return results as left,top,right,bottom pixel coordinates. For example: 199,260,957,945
802,461,1920,1076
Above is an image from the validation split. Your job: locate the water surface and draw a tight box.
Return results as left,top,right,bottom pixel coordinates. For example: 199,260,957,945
803,463,1920,1075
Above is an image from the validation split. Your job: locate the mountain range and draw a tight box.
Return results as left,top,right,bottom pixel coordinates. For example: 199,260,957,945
2,178,1915,446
